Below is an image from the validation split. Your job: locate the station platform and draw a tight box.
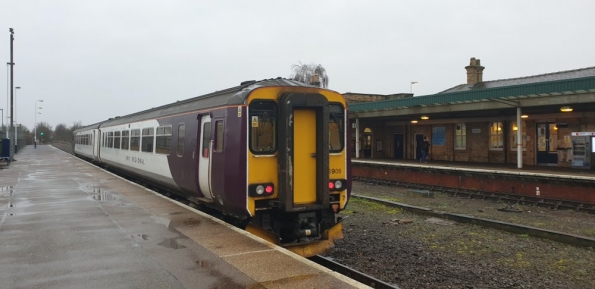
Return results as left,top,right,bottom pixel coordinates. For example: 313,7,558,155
352,158,595,203
0,145,368,289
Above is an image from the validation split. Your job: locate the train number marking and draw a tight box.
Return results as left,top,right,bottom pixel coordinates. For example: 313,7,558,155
329,168,342,175
125,155,145,165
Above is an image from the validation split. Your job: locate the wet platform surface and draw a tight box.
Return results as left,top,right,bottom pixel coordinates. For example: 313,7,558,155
0,145,368,289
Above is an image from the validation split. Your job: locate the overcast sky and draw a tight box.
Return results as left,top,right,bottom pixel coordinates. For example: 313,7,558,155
2,0,594,130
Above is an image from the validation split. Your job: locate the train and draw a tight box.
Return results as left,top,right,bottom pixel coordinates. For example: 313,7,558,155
72,78,351,257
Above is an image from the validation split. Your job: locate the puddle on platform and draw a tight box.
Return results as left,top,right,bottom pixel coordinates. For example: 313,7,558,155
158,238,186,249
92,192,118,201
195,260,211,268
0,186,13,193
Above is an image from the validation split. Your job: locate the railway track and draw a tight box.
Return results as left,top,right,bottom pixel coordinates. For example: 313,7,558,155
354,176,595,214
309,255,400,289
351,189,595,249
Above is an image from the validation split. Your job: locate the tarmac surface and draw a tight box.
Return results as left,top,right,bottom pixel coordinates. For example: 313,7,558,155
0,145,368,289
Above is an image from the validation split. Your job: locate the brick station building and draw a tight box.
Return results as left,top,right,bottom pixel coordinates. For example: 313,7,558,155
347,58,595,168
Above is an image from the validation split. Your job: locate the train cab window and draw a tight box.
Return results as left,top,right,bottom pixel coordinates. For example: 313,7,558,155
130,129,141,151
114,131,121,149
141,128,154,153
177,124,185,157
122,130,130,150
108,132,114,148
249,100,277,154
156,126,172,155
214,120,224,152
329,103,345,152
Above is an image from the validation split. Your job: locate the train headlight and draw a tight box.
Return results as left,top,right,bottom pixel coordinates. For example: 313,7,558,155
328,179,347,191
249,183,275,197
256,185,265,195
334,180,343,189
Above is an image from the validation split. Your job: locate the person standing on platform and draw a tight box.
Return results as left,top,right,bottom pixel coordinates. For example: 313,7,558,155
420,136,430,163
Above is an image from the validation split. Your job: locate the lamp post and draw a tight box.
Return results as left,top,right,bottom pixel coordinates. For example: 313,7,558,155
410,81,418,94
35,100,43,145
0,108,3,131
14,86,20,152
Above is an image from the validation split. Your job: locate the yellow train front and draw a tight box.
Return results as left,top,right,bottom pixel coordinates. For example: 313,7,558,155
243,79,351,257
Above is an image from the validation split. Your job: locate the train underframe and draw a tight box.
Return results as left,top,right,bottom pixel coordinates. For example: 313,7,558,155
245,208,344,257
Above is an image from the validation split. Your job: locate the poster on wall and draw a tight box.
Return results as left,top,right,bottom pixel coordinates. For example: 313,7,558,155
432,127,446,146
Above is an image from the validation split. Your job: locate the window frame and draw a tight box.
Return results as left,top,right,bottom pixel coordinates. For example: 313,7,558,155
177,124,185,157
454,123,466,150
130,129,141,151
214,120,224,153
489,122,504,151
141,127,155,153
248,100,277,155
329,103,345,153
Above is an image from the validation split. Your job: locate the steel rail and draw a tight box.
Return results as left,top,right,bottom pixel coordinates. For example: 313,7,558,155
309,255,400,289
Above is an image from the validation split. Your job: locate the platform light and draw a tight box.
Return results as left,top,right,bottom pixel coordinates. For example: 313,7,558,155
411,120,418,124
560,106,573,112
521,115,529,119
420,116,429,120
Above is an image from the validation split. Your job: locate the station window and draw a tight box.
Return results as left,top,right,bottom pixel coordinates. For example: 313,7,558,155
108,132,114,148
510,121,527,151
214,120,224,152
156,126,172,155
141,128,154,153
122,130,130,150
177,124,185,157
489,122,504,150
249,100,277,154
455,123,466,150
130,129,141,151
114,131,121,149
329,104,345,153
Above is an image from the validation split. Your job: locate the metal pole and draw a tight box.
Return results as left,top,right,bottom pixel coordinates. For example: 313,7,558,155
0,108,3,130
355,117,360,159
517,107,522,169
14,87,20,152
9,28,15,160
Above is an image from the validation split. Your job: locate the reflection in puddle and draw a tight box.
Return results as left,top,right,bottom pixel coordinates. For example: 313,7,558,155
196,260,211,268
158,238,186,249
92,192,118,201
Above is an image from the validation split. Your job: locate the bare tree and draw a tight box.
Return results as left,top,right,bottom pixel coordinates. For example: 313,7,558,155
289,62,329,88
54,123,68,142
36,121,53,144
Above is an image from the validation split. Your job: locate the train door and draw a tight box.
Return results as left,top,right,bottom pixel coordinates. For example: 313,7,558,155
278,93,329,212
393,133,404,159
536,123,558,165
198,115,214,200
294,109,317,205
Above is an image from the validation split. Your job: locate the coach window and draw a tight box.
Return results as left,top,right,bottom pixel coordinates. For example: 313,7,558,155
455,123,466,150
489,122,504,150
329,103,345,153
156,126,172,155
177,124,185,156
108,132,114,148
142,128,154,153
122,130,130,150
114,131,121,149
130,129,141,151
249,100,277,154
214,120,224,152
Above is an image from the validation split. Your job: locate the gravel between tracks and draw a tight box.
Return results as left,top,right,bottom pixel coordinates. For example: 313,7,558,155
324,182,595,289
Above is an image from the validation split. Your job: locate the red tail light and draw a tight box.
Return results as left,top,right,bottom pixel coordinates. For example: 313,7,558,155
328,182,335,189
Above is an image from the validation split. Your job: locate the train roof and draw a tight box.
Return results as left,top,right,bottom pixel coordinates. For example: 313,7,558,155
99,78,323,127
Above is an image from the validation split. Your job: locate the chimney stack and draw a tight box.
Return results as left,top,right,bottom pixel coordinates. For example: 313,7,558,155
465,57,484,85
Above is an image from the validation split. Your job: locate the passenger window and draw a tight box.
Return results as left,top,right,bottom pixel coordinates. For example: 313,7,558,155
130,129,141,151
122,130,130,150
329,103,345,152
202,123,211,158
249,100,277,154
114,131,121,149
108,132,114,148
215,120,224,152
156,126,172,155
141,128,154,153
177,124,185,157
